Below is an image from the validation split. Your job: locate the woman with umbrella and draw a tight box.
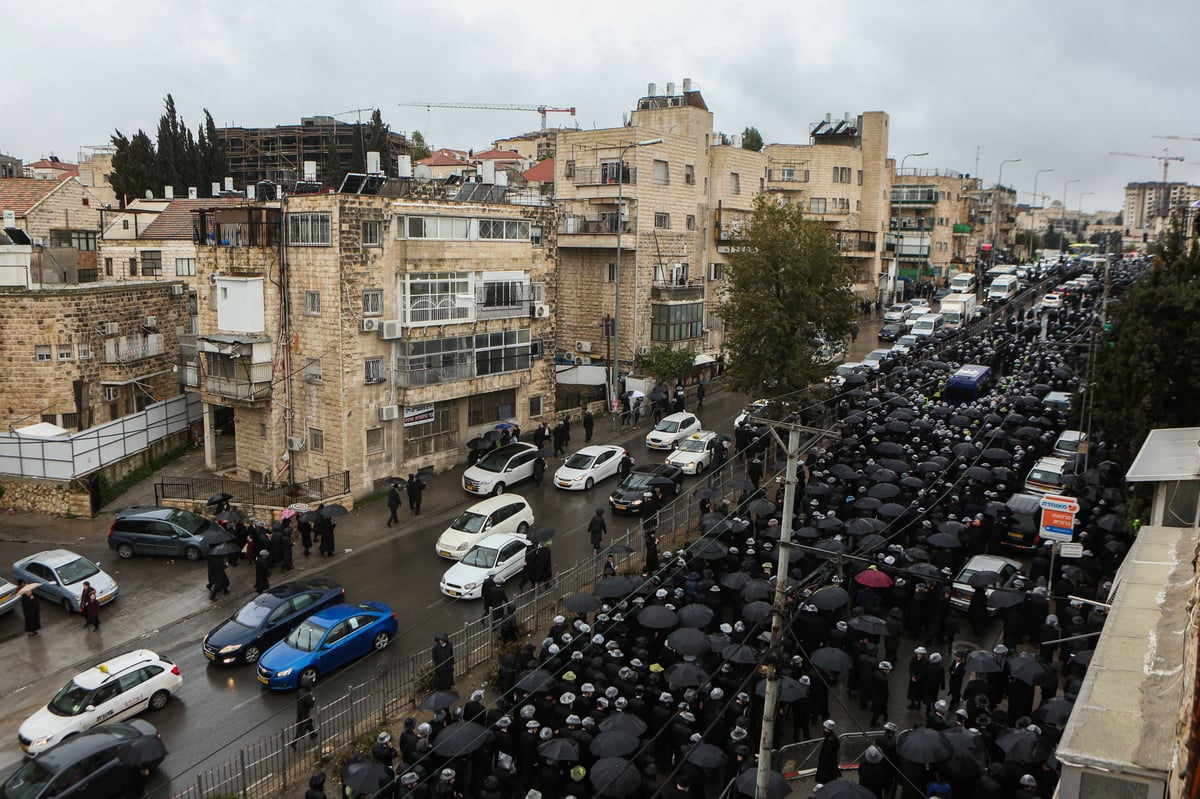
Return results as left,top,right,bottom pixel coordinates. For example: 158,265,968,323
17,580,40,636
314,505,335,557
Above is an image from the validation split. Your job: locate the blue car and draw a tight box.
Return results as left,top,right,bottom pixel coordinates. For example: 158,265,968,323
256,601,396,690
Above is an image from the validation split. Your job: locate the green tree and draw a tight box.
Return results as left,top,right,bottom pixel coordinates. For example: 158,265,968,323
365,109,395,176
717,195,856,397
108,96,228,205
408,130,432,162
741,126,764,152
323,131,345,189
108,130,157,202
154,94,187,192
638,347,698,385
199,109,228,186
1093,221,1200,464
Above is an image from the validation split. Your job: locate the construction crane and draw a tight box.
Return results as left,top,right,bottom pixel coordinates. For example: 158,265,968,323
397,101,576,131
1110,149,1185,184
1153,134,1200,143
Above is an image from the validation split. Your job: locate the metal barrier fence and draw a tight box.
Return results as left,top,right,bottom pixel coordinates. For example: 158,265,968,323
155,470,351,511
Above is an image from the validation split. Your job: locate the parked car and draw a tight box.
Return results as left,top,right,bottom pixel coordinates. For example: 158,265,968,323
439,533,531,599
891,334,922,355
645,412,702,450
461,442,539,496
3,720,163,799
436,495,534,560
827,362,866,390
882,303,913,324
202,578,345,666
108,506,228,561
554,445,627,490
18,650,181,755
734,400,769,428
877,323,905,342
908,298,931,314
664,432,725,475
609,465,684,513
0,576,20,616
949,554,1023,614
13,550,118,613
861,349,894,372
1024,456,1072,495
256,602,397,690
1053,430,1088,462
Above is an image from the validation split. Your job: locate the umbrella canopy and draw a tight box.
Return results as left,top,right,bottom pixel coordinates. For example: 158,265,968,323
755,676,807,702
809,647,853,673
665,661,711,689
590,730,640,758
1095,514,1125,534
420,690,460,711
877,502,907,518
873,442,906,458
853,496,883,512
1008,654,1055,686
747,498,777,516
967,570,1002,588
927,532,962,549
813,538,848,554
117,734,168,767
214,508,244,523
206,492,234,506
868,482,901,499
564,593,602,614
809,585,849,611
853,568,893,589
897,726,954,763
539,737,581,763
870,468,900,484
1033,697,1075,726
735,768,790,799
528,526,556,544
590,757,642,797
848,614,890,636
857,534,889,553
689,538,729,561
815,782,878,799
996,729,1050,763
596,576,637,599
637,605,679,629
432,721,489,757
207,541,243,557
677,603,714,628
320,503,349,518
987,587,1026,610
695,488,722,500
723,643,760,665
741,580,773,602
342,760,391,796
298,510,321,524
516,670,557,694
938,520,967,536
846,517,887,536
600,542,634,556
467,437,492,451
731,479,755,491
685,742,727,769
666,627,710,657
981,448,1013,463
599,713,647,736
741,601,774,624
965,650,1004,673
830,464,858,480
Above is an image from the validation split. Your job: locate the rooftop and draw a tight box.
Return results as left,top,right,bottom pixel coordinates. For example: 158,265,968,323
141,197,245,239
521,158,555,184
0,177,73,215
1126,427,1200,483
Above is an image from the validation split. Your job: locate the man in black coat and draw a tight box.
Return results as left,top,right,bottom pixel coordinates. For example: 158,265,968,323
869,660,892,726
254,549,271,593
583,409,595,442
206,554,230,601
431,633,455,690
814,720,841,783
387,484,403,526
407,476,425,515
290,675,316,748
588,508,607,553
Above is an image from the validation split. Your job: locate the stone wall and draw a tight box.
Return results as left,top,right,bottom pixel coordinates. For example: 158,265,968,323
0,478,91,517
20,179,104,244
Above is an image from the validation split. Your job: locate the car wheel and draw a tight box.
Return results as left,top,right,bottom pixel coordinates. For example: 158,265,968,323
184,546,202,561
492,483,506,496
373,631,391,651
299,667,318,687
695,462,705,475
148,690,171,711
243,645,261,665
116,543,135,559
62,598,74,613
584,477,594,490
517,522,529,535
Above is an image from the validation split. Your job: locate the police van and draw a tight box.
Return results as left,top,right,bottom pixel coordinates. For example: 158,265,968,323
943,364,992,405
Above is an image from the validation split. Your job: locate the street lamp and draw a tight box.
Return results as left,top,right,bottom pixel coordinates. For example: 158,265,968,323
1061,179,1080,255
611,137,663,424
900,151,929,175
993,158,1021,265
1077,191,1094,241
1030,168,1053,260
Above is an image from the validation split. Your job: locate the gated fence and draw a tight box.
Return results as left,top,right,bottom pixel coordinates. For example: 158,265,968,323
155,470,351,511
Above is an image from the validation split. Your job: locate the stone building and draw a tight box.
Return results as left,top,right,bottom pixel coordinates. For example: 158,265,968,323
891,170,984,284
192,190,557,496
1122,181,1200,246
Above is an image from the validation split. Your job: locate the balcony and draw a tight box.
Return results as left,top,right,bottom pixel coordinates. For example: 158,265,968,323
889,219,934,232
571,165,637,187
393,361,475,389
103,334,165,363
204,361,273,402
475,282,543,320
558,214,636,249
766,168,809,184
891,187,939,205
650,280,704,302
836,230,877,255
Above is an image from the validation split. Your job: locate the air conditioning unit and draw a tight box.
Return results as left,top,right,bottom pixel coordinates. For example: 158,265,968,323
103,322,119,336
169,284,185,296
636,346,650,355
360,318,381,333
575,340,592,353
379,320,404,340
102,386,121,401
532,304,551,318
379,405,399,421
142,316,158,329
286,436,306,452
305,373,323,384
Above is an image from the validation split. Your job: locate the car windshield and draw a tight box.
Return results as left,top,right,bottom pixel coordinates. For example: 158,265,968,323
1029,468,1061,484
675,439,706,453
564,453,597,470
166,508,208,535
2,757,54,799
620,472,654,491
54,557,99,586
285,618,330,653
475,449,514,473
655,419,680,433
450,510,487,534
462,545,499,569
835,364,859,376
1056,438,1081,453
887,305,906,314
47,679,93,716
899,336,918,346
233,594,280,628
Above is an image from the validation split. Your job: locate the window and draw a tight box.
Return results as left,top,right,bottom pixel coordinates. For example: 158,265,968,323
780,166,795,181
684,165,695,185
858,169,864,186
402,216,469,239
49,230,97,250
809,198,827,214
78,342,91,360
468,389,517,426
600,161,631,184
686,215,696,231
35,345,52,362
402,272,472,324
529,395,543,417
366,426,385,454
362,289,383,317
481,280,529,309
305,358,323,383
288,212,332,246
478,219,530,240
140,250,163,276
105,257,113,276
128,256,138,276
57,344,73,361
730,173,741,195
653,159,669,185
61,412,78,429
365,357,385,383
308,428,324,452
303,290,321,316
651,302,704,342
475,329,532,377
833,166,852,184
394,336,474,388
175,257,196,276
362,220,382,246
564,160,575,178
606,263,617,283
654,212,671,229
123,220,130,230
709,263,725,281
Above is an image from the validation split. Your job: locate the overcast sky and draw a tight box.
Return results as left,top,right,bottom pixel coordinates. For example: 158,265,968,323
8,0,1199,213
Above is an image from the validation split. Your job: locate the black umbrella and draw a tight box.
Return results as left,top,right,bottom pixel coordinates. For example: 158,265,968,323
637,605,679,629
200,526,236,546
996,728,1050,763
846,517,886,536
900,475,928,490
723,643,760,665
214,508,244,524
830,464,857,480
731,479,755,490
528,526,556,544
599,713,647,736
1095,514,1125,534
981,448,1013,463
720,572,751,590
734,768,790,799
342,760,391,796
987,587,1026,610
600,543,634,557
432,721,489,757
938,730,988,781
695,488,721,500
677,603,714,628
484,429,503,442
870,468,900,484
964,465,994,483
667,627,710,657
1008,654,1055,686
467,437,492,451
1033,697,1075,726
878,502,906,518
590,757,641,797
648,390,669,402
420,690,460,711
206,492,233,506
897,726,953,763
117,734,168,767
685,742,727,769
939,520,967,536
207,541,243,557
927,532,962,549
741,580,773,602
649,476,677,488
916,460,943,474
857,533,889,553
747,498,776,516
741,600,773,624
809,646,853,673
813,538,848,555
854,496,882,512
806,482,832,497
539,737,581,762
755,676,807,702
516,670,557,694
298,510,321,524
848,615,889,636
873,441,906,457
564,593,601,614
815,782,878,799
815,516,845,533
809,585,849,611
967,570,1001,588
320,503,349,518
965,650,1004,673
689,538,729,561
590,730,640,758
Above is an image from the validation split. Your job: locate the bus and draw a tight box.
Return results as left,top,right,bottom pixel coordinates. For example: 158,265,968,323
1067,243,1100,259
1080,253,1113,273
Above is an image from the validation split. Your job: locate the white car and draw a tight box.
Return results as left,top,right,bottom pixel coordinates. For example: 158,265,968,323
949,554,1023,614
908,298,931,314
12,549,119,613
0,576,20,616
462,442,539,496
827,362,865,390
645,412,702,450
891,334,920,355
436,495,534,560
18,649,182,755
861,349,893,371
734,400,769,428
882,303,913,324
440,533,531,599
1041,293,1063,309
554,445,627,490
665,432,724,475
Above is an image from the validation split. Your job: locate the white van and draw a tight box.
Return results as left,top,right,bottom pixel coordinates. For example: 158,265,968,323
949,272,976,293
910,313,945,337
987,275,1019,303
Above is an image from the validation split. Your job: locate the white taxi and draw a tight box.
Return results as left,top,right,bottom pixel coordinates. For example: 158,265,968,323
664,432,724,475
645,412,702,451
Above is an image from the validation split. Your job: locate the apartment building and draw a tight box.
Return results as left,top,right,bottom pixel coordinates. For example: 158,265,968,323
891,171,984,282
0,177,103,283
1123,181,1200,245
191,189,556,496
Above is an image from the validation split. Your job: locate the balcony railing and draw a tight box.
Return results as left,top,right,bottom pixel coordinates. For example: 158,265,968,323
650,281,704,301
767,168,809,183
891,188,939,204
103,334,165,363
890,220,934,232
558,215,636,236
571,166,637,187
836,231,877,254
475,282,543,320
204,361,273,401
393,361,475,389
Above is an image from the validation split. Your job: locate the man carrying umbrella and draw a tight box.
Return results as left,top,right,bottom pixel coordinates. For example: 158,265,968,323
386,482,404,527
206,553,230,601
869,660,892,726
314,507,335,557
408,474,425,515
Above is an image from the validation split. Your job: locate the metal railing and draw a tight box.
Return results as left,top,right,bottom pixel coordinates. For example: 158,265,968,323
155,470,350,510
571,165,637,186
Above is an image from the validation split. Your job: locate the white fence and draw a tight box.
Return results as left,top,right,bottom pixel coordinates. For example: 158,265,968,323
0,393,202,479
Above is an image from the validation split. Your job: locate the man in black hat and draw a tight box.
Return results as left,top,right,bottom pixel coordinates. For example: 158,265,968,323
432,633,455,690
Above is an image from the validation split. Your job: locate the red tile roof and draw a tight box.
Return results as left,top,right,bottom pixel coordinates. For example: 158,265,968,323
0,177,71,216
433,148,469,159
474,149,523,161
418,153,471,167
140,197,245,239
521,158,555,184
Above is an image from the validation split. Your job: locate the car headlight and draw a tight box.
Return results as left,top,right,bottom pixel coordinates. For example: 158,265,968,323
572,475,585,482
456,542,470,551
276,668,293,678
630,498,643,506
464,582,479,590
219,644,242,654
